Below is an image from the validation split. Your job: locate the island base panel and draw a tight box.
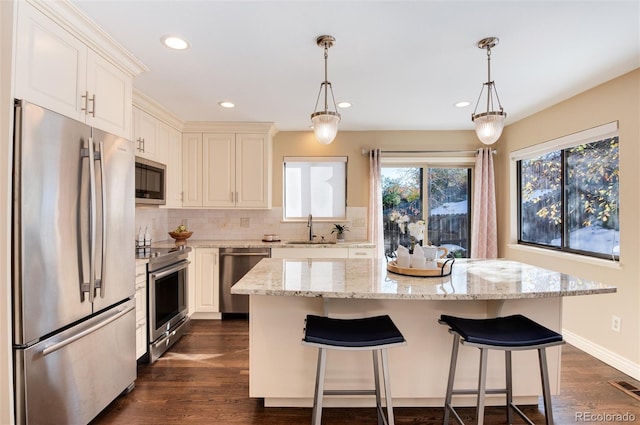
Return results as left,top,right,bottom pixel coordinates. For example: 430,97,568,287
249,295,562,408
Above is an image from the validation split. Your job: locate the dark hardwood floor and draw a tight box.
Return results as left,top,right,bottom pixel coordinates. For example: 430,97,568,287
91,319,640,424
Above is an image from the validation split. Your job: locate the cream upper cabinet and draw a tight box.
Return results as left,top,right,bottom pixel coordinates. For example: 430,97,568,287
133,107,159,160
182,125,274,209
84,50,132,138
204,133,235,207
235,133,271,208
182,132,203,207
161,124,183,208
14,1,135,139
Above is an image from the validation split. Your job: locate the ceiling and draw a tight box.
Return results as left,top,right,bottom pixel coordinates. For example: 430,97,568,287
72,1,639,132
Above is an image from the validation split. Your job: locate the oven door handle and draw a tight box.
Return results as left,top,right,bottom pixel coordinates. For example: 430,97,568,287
150,261,190,281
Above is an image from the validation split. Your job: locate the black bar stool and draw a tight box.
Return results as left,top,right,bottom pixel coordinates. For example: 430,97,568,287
302,314,406,425
439,314,564,425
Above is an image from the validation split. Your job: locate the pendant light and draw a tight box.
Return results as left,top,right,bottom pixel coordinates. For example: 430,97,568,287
472,37,507,145
310,35,341,145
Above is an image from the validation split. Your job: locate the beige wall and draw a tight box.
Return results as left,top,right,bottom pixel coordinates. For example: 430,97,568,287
272,130,479,208
497,69,640,375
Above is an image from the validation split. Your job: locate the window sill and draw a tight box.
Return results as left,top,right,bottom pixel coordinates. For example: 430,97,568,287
507,243,621,270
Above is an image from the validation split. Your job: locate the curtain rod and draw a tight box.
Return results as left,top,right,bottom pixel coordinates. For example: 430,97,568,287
360,148,497,156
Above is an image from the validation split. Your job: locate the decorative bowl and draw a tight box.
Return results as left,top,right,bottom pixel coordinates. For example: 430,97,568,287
168,231,193,246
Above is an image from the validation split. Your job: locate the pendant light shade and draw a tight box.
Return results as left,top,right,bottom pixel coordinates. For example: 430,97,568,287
472,37,506,145
310,35,341,144
473,112,506,145
311,111,340,145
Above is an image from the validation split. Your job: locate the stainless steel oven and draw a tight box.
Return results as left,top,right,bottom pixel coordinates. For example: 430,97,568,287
146,247,191,363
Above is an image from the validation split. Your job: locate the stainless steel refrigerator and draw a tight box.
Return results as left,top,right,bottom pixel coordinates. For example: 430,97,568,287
12,100,136,425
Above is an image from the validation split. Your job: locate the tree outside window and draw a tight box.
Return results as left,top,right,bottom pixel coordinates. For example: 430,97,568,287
519,136,619,258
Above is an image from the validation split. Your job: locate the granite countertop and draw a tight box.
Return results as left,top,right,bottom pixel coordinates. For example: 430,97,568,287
231,258,617,301
151,239,375,249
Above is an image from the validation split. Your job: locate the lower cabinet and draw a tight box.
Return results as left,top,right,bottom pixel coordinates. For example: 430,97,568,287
134,262,148,359
191,248,221,319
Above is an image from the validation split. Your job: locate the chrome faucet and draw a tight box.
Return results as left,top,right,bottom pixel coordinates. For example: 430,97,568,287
307,214,314,241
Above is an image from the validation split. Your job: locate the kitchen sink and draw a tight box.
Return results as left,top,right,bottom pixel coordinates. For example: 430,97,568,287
285,240,337,245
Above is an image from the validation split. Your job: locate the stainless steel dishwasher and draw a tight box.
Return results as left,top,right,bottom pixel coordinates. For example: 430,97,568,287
219,247,271,315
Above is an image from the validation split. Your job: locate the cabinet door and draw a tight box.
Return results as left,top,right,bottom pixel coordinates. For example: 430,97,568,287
236,133,271,208
133,107,159,160
194,248,219,313
14,1,87,122
134,262,147,359
182,133,203,207
203,133,235,207
162,124,183,208
86,50,132,139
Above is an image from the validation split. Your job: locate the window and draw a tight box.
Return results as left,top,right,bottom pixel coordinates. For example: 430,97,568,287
283,156,347,220
516,124,619,259
382,162,472,258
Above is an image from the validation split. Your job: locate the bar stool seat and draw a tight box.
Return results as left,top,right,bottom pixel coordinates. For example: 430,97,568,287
303,314,406,425
439,314,564,425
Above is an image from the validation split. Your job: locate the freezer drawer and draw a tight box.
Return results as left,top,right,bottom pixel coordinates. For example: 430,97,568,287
13,299,136,425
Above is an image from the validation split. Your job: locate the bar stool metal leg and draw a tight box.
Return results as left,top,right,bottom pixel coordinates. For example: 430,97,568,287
381,348,395,425
538,348,554,425
476,348,489,425
505,350,513,425
312,347,327,425
443,334,461,425
372,350,384,425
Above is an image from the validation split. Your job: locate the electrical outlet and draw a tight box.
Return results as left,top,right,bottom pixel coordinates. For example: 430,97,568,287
611,315,621,333
240,217,250,228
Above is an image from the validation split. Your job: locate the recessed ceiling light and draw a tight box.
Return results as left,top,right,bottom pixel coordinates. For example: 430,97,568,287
161,35,190,50
337,101,352,108
455,101,471,108
218,101,236,108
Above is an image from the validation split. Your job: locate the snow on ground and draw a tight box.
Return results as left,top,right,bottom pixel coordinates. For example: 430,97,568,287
550,224,619,255
430,200,467,215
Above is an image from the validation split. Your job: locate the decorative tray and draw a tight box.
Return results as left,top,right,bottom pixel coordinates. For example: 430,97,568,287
387,258,454,277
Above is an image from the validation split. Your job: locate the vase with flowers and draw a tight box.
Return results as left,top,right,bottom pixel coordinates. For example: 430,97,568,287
407,220,425,254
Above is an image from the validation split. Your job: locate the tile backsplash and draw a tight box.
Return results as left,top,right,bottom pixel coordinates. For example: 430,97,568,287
135,207,368,244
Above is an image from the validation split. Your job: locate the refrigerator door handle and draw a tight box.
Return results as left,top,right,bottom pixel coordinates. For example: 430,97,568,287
41,303,135,356
96,140,107,298
87,138,97,303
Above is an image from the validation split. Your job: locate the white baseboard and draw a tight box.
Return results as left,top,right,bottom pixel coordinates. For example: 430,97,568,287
562,329,640,381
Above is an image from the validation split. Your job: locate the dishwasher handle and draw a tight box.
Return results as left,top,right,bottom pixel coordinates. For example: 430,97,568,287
219,252,270,257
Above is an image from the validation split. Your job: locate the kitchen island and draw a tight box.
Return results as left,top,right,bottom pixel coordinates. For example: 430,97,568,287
231,258,616,408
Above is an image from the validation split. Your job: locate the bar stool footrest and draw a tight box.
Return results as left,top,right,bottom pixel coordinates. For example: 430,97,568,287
323,389,377,396
452,388,508,396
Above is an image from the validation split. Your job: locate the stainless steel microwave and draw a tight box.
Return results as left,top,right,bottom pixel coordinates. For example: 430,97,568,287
135,157,166,205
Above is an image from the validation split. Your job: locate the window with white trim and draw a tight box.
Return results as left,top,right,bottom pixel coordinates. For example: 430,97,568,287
283,156,347,220
514,122,620,259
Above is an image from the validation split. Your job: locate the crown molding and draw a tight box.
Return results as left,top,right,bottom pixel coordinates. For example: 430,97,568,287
25,0,148,77
133,89,184,131
183,121,278,136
